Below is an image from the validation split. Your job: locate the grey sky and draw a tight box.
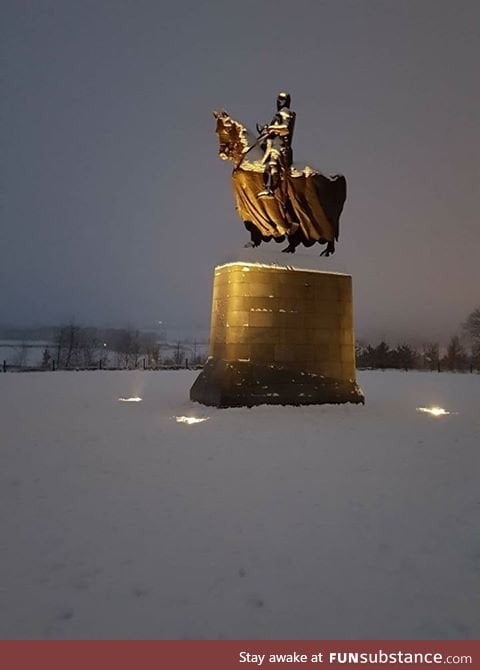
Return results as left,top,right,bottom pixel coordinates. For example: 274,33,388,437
2,0,479,343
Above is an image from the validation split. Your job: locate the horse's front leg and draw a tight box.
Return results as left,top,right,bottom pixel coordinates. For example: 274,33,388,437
244,221,262,248
282,228,301,253
319,240,335,257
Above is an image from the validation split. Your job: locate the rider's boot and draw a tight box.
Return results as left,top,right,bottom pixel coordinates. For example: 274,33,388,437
257,173,275,198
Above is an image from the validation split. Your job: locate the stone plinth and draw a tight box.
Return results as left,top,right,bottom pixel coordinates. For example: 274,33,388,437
190,262,364,407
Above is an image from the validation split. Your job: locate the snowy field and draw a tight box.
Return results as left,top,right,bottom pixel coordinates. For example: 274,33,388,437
0,369,478,640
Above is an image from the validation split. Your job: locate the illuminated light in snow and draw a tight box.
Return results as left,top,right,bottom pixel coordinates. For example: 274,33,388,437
416,406,452,417
175,416,209,425
118,397,143,403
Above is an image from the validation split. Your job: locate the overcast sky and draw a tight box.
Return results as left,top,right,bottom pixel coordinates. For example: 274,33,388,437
2,0,479,343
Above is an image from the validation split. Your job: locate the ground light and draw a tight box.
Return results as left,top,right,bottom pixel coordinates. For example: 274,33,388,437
416,406,452,417
175,416,209,425
118,397,143,403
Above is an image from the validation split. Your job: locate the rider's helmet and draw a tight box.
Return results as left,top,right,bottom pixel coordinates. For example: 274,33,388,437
276,91,291,110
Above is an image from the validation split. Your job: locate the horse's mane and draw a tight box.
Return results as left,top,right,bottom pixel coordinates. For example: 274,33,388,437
214,110,263,164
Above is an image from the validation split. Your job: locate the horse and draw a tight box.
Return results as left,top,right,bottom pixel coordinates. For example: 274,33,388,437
213,110,347,255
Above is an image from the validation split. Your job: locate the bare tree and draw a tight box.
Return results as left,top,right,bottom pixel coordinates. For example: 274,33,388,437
111,328,141,368
14,342,29,368
52,322,81,369
42,347,52,369
392,343,418,371
173,341,185,366
191,339,208,367
131,330,141,368
113,329,132,368
77,328,100,367
64,323,81,368
422,342,440,371
463,307,480,345
141,333,161,368
54,326,68,367
443,335,467,371
471,343,480,371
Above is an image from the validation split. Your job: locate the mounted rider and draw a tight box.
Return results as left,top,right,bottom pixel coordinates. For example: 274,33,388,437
257,91,296,199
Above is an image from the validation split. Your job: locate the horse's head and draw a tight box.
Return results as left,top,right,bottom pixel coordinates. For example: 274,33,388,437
213,110,250,164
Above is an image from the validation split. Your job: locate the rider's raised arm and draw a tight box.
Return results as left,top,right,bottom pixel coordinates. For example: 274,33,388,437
267,123,290,136
266,112,289,135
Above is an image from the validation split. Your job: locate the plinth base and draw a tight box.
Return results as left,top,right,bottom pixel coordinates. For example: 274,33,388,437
190,359,364,408
190,261,364,408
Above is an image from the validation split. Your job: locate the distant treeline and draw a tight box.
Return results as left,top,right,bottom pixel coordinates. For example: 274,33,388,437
357,306,480,372
2,306,480,373
1,325,207,371
356,337,479,372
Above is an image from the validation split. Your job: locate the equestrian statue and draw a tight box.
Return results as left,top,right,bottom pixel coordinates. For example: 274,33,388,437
214,92,346,256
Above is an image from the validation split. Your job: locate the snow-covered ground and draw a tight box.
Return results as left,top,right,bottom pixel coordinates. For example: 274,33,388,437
0,370,478,639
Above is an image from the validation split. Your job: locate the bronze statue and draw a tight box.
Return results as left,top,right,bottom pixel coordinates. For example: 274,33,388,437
214,92,346,255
